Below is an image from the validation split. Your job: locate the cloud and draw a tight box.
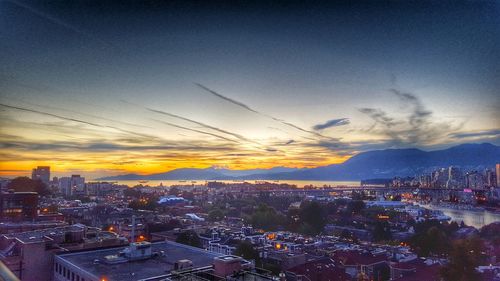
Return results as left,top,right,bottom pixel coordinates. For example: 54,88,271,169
358,108,400,128
285,140,295,145
20,99,150,129
151,119,239,143
358,89,464,147
195,83,339,141
450,129,500,139
390,89,432,128
0,103,155,140
146,107,257,144
0,138,237,153
121,100,285,153
195,83,260,114
313,118,350,130
308,139,351,152
6,0,118,50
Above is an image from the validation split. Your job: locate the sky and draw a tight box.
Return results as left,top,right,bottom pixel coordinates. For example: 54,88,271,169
1,0,499,179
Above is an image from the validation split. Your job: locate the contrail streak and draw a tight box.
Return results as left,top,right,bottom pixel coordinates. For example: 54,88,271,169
195,83,339,141
0,103,153,139
7,0,119,50
121,100,281,152
10,97,150,129
152,119,239,143
146,107,260,145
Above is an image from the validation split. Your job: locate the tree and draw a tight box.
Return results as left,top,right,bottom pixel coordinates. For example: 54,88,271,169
298,201,326,235
346,200,366,215
337,229,358,243
7,177,51,195
409,222,452,257
250,204,285,231
373,265,391,281
440,237,486,281
208,208,225,222
176,230,202,248
480,222,500,244
128,197,158,210
372,221,392,242
234,240,260,263
123,188,142,198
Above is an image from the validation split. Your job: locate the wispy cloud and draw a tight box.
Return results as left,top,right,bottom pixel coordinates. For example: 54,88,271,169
151,119,239,143
358,108,400,128
390,89,432,128
121,100,284,153
313,118,350,130
146,107,256,144
358,89,463,147
0,103,155,140
450,129,500,139
6,0,118,50
195,83,339,141
0,137,236,153
195,83,261,115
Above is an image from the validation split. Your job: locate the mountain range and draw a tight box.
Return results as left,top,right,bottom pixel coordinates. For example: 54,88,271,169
97,143,500,181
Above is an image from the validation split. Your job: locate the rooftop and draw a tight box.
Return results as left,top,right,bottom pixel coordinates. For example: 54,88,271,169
287,257,350,281
2,225,83,244
334,250,388,266
56,241,223,281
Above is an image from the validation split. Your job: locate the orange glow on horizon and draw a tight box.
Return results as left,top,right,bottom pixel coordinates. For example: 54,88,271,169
0,154,351,179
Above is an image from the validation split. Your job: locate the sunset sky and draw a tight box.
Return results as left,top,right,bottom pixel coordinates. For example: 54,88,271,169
1,1,499,179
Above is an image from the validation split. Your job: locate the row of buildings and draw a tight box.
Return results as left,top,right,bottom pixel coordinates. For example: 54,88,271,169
32,166,116,197
392,164,500,189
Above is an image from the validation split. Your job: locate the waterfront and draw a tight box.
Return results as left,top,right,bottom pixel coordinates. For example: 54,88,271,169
109,179,361,188
426,205,500,229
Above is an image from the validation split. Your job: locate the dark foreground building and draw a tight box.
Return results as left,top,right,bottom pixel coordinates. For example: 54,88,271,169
53,241,270,281
0,192,38,222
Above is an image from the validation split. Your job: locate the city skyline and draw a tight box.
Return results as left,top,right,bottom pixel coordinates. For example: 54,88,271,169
1,1,499,178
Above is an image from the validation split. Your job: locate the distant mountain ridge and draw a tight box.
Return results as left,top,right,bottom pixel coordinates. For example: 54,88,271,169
98,166,302,181
97,143,500,181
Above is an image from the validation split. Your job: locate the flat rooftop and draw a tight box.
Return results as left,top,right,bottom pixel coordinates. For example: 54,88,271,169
56,241,223,281
2,225,83,244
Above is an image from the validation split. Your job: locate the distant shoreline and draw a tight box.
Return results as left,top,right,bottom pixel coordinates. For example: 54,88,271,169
99,179,361,188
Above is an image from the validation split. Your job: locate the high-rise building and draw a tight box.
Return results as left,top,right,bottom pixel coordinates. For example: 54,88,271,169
466,171,484,189
70,175,85,195
419,174,432,188
486,169,497,188
58,175,85,197
31,166,50,186
432,168,448,188
496,164,500,187
446,166,463,189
